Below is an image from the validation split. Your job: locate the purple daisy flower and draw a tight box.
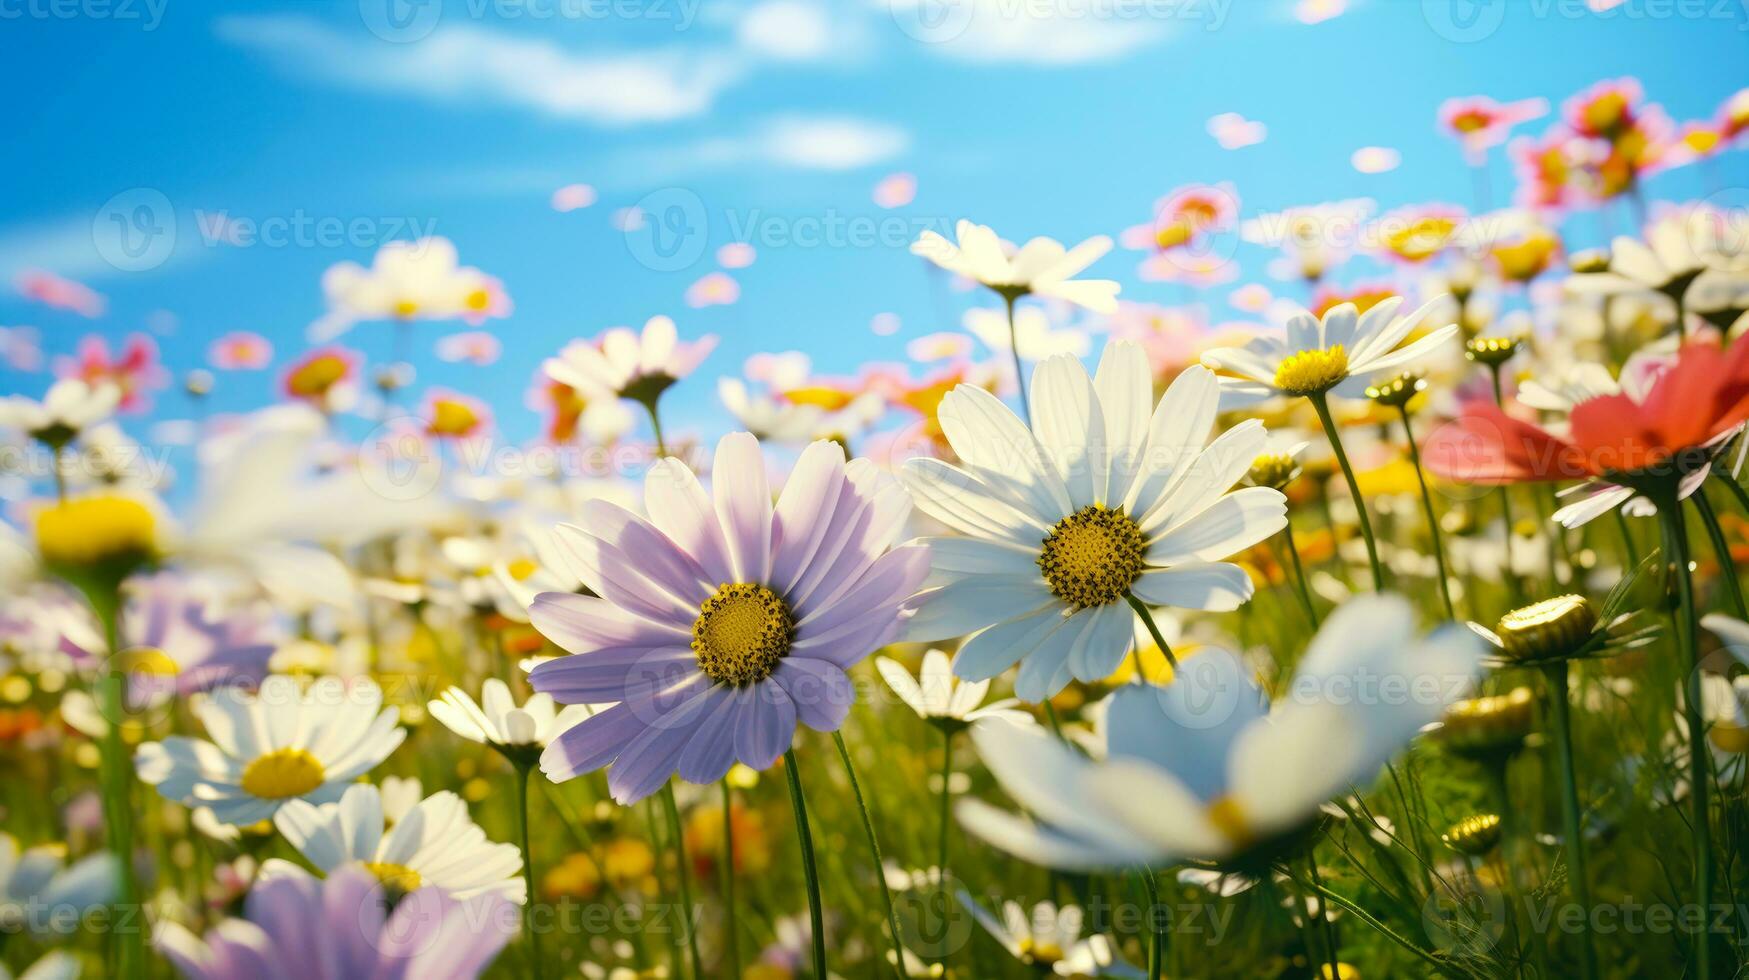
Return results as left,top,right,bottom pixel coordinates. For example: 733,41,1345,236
528,432,929,803
60,573,279,706
155,864,517,980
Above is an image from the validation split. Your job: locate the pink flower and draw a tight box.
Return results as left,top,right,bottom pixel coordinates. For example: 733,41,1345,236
1206,112,1266,150
1438,96,1549,158
16,270,105,318
872,172,917,209
436,330,502,366
717,243,757,269
551,183,597,212
685,272,740,308
56,334,167,412
208,331,273,371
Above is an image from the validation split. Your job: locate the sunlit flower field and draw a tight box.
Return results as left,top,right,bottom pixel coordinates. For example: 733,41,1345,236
6,4,1749,978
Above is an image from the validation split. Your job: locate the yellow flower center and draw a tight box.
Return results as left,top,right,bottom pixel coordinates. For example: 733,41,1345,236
1272,345,1350,396
1442,813,1503,856
428,399,481,437
1016,937,1065,967
1206,795,1254,847
392,299,420,319
287,355,349,397
362,861,423,892
1496,594,1597,663
1037,505,1146,609
1384,217,1456,262
465,288,492,311
1247,452,1299,491
239,747,326,800
782,386,856,411
692,583,795,686
118,647,179,677
34,495,157,570
506,558,538,581
1710,721,1749,755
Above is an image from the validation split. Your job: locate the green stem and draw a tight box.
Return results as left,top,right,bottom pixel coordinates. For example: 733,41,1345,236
1287,870,1448,975
1541,659,1598,980
1693,488,1748,619
1309,392,1386,591
1397,407,1457,619
660,784,703,980
1306,856,1342,980
515,763,546,980
50,444,67,503
1139,867,1164,980
1003,292,1031,425
1282,521,1320,626
720,779,740,978
642,399,669,459
1488,365,1523,602
89,586,142,979
1662,496,1714,979
1124,593,1179,669
831,732,907,979
937,730,954,879
784,749,830,979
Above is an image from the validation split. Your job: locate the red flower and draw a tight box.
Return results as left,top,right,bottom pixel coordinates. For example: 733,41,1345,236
55,333,167,412
1427,338,1749,485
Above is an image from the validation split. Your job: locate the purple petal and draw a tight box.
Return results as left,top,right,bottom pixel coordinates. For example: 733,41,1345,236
733,682,798,771
774,658,854,732
549,525,695,629
580,499,715,607
645,459,735,585
607,682,722,803
768,441,847,596
712,432,773,584
528,646,695,705
319,866,387,979
794,545,931,642
529,592,688,654
538,674,710,781
405,891,518,979
675,688,743,783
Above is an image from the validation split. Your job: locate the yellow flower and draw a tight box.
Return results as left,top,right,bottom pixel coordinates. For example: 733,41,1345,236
34,494,158,571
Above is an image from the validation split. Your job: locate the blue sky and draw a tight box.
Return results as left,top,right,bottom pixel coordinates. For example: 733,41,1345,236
2,0,1746,450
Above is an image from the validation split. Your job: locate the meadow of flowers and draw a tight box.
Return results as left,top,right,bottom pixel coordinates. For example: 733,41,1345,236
7,62,1749,980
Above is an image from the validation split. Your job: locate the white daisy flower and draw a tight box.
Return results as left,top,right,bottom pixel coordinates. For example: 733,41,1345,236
1567,205,1749,315
0,834,118,940
1200,297,1457,406
428,678,588,757
911,220,1120,314
958,894,1143,978
270,783,526,902
135,675,406,826
875,649,1032,730
899,341,1287,701
0,378,121,448
544,315,717,405
957,594,1484,870
871,647,1021,731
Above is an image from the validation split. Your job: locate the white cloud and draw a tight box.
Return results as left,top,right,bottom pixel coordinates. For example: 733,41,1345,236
737,0,836,59
598,116,908,184
884,0,1176,65
214,15,743,126
760,117,909,169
